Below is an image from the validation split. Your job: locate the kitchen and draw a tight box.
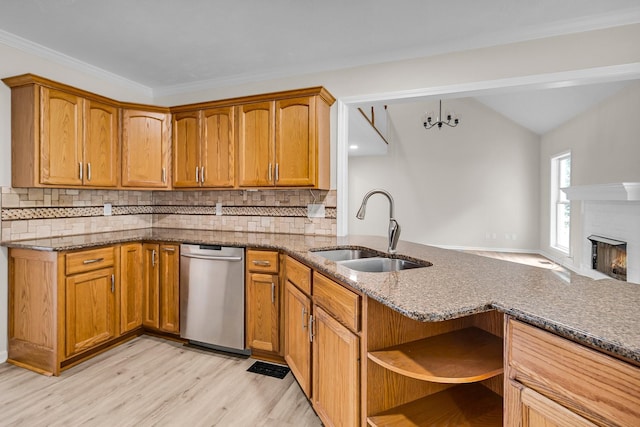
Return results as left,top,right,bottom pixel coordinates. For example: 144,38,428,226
2,2,640,426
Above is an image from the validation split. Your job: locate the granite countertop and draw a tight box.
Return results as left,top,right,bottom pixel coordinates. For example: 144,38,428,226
4,227,640,364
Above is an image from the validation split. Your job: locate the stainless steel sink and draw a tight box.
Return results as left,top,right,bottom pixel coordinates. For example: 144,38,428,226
311,248,380,262
311,247,431,272
338,257,431,272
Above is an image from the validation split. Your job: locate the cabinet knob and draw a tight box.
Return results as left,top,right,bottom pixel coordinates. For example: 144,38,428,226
87,163,92,182
111,274,115,293
162,167,166,184
252,260,271,267
83,257,104,264
309,315,314,342
271,283,275,303
195,166,200,184
268,163,272,181
79,162,83,180
275,163,279,182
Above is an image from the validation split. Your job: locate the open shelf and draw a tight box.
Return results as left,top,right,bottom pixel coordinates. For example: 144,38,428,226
367,383,503,427
368,327,503,383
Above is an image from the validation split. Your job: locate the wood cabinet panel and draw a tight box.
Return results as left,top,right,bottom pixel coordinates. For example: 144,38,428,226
172,111,200,187
313,272,360,332
246,272,280,352
65,246,115,275
65,267,117,358
201,106,235,187
284,280,312,398
275,96,315,187
159,244,180,333
142,244,160,329
121,109,171,188
84,99,118,187
120,243,143,334
285,256,311,295
247,249,279,274
40,87,83,186
507,318,640,427
312,305,360,427
238,101,274,187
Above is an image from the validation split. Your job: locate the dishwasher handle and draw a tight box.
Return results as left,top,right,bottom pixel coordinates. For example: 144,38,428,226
180,253,243,262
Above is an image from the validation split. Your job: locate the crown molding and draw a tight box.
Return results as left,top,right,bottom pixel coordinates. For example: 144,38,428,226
0,29,153,98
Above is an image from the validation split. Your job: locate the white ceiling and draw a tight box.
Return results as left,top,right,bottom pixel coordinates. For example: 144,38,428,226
1,1,639,134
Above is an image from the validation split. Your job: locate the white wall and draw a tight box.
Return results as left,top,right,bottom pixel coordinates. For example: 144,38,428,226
540,81,640,268
348,98,540,251
0,43,153,363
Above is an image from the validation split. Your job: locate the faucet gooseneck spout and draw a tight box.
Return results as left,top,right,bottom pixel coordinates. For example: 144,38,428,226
356,189,401,254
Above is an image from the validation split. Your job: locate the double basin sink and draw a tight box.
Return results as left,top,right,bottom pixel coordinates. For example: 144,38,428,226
311,247,432,273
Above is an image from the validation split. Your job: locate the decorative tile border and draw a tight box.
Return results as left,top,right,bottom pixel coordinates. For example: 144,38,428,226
2,205,337,221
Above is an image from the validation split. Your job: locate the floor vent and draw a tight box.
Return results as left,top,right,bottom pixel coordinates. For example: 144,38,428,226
247,361,290,379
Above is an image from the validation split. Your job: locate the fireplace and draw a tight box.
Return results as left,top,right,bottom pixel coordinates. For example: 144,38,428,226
588,235,627,281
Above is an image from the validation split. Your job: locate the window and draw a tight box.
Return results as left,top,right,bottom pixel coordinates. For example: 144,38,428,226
551,152,571,253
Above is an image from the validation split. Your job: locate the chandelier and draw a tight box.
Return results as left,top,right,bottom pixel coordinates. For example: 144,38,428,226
423,100,459,130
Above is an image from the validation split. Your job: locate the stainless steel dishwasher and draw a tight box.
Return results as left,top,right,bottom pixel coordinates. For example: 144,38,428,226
179,244,249,355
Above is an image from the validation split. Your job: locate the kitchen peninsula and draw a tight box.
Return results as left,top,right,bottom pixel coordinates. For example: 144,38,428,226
4,228,640,426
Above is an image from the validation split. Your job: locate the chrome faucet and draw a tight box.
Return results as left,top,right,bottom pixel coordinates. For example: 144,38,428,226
356,189,401,254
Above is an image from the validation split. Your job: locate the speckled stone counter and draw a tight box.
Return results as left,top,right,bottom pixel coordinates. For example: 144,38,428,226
4,227,640,365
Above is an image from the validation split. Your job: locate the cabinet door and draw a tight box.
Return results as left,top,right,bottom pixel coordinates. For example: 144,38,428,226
172,111,200,188
121,109,171,188
201,106,235,187
312,305,360,427
65,267,117,357
275,96,316,187
40,87,83,186
159,244,180,333
120,243,143,334
284,280,312,398
142,243,160,329
84,100,118,187
238,101,274,187
246,272,279,352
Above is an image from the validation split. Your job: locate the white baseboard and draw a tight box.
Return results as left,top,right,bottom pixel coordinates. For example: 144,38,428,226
0,350,7,364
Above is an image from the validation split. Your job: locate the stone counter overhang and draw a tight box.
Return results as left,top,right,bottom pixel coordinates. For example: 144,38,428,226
3,227,640,365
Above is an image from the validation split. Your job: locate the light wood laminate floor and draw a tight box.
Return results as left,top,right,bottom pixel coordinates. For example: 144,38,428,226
0,336,321,427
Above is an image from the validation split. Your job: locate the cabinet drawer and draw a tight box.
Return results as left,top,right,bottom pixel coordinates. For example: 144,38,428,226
507,319,640,426
286,256,311,295
66,247,115,275
313,272,360,332
247,249,279,273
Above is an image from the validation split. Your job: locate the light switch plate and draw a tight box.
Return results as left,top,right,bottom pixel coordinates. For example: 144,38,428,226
103,203,112,216
307,203,325,218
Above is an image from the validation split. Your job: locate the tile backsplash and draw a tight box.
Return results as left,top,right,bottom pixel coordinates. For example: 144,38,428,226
1,187,337,241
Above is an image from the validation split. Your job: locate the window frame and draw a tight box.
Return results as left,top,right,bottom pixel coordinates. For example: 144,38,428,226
550,151,571,254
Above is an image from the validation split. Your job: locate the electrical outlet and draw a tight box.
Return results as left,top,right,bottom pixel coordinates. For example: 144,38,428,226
103,203,112,216
216,202,222,216
307,204,325,218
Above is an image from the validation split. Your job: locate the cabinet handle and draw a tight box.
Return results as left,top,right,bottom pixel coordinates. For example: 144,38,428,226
111,274,115,293
152,249,157,267
79,162,83,180
162,247,176,252
195,166,200,183
275,163,279,182
252,260,271,267
201,166,205,183
302,307,307,329
162,167,166,184
83,257,104,264
268,163,272,181
309,315,314,342
271,283,275,303
87,163,91,181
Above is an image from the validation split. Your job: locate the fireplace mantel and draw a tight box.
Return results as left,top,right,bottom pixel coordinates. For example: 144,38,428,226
562,182,640,201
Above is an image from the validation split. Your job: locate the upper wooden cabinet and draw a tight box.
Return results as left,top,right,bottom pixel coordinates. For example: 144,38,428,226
121,109,171,189
3,76,119,188
172,106,235,188
237,90,333,189
3,74,334,190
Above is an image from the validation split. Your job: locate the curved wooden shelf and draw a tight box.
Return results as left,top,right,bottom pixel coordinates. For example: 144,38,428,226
368,327,503,383
367,383,503,427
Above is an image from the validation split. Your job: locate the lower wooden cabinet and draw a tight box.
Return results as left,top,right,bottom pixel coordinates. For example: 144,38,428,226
142,243,180,334
120,243,143,334
246,249,281,357
506,317,640,427
284,280,312,397
65,265,117,358
312,305,360,427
